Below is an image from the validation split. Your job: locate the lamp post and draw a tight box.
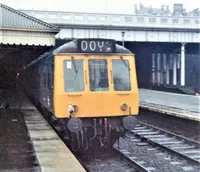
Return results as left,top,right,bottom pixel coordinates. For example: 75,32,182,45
121,31,125,47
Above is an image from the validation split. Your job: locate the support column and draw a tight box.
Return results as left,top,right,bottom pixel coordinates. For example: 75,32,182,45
173,54,177,86
160,54,164,85
163,54,167,85
181,43,186,86
157,54,161,85
166,54,170,85
152,53,156,85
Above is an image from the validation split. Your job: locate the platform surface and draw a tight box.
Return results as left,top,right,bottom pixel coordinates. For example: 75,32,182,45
139,89,200,121
1,89,85,172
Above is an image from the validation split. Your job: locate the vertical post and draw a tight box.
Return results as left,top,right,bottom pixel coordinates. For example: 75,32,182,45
166,54,170,85
160,54,164,85
177,54,181,85
181,43,186,86
173,54,177,86
163,54,167,85
157,54,161,85
152,53,155,85
121,31,125,47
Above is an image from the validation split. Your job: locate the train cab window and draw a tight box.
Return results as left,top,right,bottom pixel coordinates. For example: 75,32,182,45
89,59,109,92
64,60,84,92
112,60,131,91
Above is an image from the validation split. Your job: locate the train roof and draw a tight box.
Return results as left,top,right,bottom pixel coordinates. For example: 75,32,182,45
53,39,132,54
23,39,133,69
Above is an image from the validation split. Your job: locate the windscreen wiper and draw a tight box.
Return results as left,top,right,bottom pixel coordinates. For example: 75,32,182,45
71,56,78,74
120,56,130,71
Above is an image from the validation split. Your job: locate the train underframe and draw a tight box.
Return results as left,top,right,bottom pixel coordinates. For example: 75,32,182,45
30,96,137,151
54,116,137,151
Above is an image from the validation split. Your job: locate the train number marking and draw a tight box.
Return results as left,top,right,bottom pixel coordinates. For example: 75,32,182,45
90,41,96,51
81,41,88,51
80,40,113,53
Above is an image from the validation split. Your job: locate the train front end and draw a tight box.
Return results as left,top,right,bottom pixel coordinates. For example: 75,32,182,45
53,39,139,149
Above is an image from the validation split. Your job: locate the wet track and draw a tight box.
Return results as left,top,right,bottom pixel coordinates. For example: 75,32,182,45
0,109,40,171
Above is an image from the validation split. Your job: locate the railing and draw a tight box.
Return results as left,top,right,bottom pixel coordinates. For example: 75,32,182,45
21,10,200,29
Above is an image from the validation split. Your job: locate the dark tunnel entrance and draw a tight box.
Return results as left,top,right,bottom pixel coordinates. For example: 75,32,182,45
0,44,51,89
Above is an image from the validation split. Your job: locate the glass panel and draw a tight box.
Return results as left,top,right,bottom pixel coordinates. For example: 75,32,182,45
63,60,84,92
184,19,190,24
172,19,179,24
112,60,131,91
161,18,168,23
125,17,132,22
43,65,48,89
137,17,144,23
89,59,109,92
149,18,156,23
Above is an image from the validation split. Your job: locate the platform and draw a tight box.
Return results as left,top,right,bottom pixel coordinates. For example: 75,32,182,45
0,90,85,172
139,89,200,122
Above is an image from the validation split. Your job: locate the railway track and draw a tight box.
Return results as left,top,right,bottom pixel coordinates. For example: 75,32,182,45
77,149,138,172
113,146,151,172
113,121,200,172
40,107,200,172
44,114,138,172
132,121,200,165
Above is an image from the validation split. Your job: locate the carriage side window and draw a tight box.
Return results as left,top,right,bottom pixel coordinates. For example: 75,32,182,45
50,64,54,90
48,64,52,90
39,66,43,87
43,65,48,89
64,60,84,92
89,59,109,92
112,60,131,91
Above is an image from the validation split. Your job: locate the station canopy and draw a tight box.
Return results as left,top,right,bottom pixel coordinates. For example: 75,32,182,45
0,3,58,46
0,4,59,87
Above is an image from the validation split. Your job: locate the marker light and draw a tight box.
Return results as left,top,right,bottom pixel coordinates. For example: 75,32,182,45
121,103,128,111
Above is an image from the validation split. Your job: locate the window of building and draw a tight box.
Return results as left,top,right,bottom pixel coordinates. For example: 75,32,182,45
125,17,132,22
172,19,179,24
149,18,156,23
184,19,190,24
137,17,144,23
161,18,168,23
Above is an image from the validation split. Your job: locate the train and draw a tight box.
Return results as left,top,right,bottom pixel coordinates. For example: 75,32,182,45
21,38,139,151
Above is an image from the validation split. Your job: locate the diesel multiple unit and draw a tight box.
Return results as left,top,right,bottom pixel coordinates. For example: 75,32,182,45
22,39,139,150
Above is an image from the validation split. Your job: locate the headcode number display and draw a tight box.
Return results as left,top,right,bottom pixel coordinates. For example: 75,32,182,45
78,39,115,53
